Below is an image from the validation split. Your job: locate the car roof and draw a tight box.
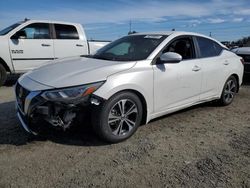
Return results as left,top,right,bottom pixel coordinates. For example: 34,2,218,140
24,19,80,26
132,31,209,38
131,31,226,47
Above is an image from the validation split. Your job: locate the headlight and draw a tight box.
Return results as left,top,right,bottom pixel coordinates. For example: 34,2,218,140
41,81,104,101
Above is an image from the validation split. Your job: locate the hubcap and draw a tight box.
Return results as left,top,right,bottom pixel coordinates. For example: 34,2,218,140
108,99,138,136
224,79,236,103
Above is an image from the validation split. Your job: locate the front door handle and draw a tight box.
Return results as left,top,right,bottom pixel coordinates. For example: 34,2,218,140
223,61,229,65
41,44,51,47
192,65,201,72
76,44,83,47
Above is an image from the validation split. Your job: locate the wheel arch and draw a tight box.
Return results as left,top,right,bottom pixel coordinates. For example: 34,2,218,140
108,89,148,125
0,57,11,73
230,73,240,93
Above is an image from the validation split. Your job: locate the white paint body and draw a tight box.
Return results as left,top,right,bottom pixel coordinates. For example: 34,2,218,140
18,31,244,123
0,20,109,73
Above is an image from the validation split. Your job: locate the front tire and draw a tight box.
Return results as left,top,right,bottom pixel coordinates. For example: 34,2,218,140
92,92,143,143
218,76,238,106
0,64,7,86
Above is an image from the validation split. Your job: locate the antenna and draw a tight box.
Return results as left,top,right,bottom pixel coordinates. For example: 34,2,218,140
129,20,132,33
209,32,212,37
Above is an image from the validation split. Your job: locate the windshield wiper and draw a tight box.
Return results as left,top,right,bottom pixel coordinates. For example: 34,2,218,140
92,55,113,61
80,55,92,58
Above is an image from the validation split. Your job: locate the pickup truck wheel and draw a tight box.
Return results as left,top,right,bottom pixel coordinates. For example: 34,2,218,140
92,92,143,143
218,76,238,106
0,64,7,86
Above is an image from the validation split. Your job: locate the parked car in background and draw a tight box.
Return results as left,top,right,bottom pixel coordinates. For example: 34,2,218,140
231,47,250,75
0,19,110,86
15,31,244,143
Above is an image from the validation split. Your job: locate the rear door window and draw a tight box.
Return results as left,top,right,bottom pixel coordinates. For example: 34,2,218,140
196,37,222,58
54,24,79,40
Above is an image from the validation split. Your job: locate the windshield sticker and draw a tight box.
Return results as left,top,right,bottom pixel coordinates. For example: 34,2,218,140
144,35,163,39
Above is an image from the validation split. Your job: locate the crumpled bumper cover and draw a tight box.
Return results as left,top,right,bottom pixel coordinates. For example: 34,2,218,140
17,110,38,135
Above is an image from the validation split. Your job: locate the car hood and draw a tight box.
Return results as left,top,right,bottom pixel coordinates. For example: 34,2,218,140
24,57,136,88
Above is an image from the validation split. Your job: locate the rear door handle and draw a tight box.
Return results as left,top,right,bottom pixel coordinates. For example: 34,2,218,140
223,61,229,65
192,65,201,72
41,44,51,47
76,44,83,47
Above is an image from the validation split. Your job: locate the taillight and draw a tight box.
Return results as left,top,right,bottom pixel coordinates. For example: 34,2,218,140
240,58,245,65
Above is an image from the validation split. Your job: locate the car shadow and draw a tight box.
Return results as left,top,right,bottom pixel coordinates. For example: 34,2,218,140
0,101,108,147
0,99,221,147
149,100,219,124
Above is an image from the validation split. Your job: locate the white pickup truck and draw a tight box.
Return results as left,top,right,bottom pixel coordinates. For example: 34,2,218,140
0,19,110,86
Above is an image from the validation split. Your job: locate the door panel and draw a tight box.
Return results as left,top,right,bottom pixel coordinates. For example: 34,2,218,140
153,59,202,113
153,36,202,113
9,23,54,72
10,39,54,72
195,36,227,99
53,24,88,58
199,55,227,99
53,40,87,58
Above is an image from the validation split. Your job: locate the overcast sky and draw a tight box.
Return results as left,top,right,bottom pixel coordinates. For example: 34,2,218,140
0,0,250,41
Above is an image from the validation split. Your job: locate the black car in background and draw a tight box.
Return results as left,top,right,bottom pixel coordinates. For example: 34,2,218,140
232,47,250,75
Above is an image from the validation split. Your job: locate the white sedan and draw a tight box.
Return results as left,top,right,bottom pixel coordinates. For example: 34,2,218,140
15,31,244,143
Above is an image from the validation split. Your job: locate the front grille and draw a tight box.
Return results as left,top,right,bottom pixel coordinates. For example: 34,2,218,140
16,82,30,112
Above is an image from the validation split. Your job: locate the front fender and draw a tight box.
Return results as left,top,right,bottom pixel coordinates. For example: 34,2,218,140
94,68,154,123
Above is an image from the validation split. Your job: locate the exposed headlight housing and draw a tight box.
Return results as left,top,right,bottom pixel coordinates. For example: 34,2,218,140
41,81,104,102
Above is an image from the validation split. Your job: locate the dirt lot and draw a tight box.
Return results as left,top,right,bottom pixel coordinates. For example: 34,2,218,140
0,78,249,188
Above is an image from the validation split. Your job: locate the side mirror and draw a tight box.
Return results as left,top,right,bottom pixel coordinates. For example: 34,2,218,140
11,30,27,40
159,52,182,63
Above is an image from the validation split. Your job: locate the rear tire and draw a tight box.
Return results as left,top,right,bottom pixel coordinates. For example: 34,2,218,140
0,64,7,86
92,92,143,143
218,76,238,106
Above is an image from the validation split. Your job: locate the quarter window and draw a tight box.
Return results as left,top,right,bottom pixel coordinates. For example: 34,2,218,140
54,24,79,39
20,23,50,39
196,37,222,58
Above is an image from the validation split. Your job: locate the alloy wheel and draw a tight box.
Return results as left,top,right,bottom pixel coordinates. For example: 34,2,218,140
223,79,237,104
108,99,138,136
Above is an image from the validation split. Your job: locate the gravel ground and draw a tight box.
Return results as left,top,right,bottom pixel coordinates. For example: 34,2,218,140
0,77,249,188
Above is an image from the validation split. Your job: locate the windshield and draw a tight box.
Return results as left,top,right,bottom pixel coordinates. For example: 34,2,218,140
92,34,167,61
0,23,21,35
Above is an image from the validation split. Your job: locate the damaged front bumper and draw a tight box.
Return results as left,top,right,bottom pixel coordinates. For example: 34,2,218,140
15,82,103,135
17,111,38,135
